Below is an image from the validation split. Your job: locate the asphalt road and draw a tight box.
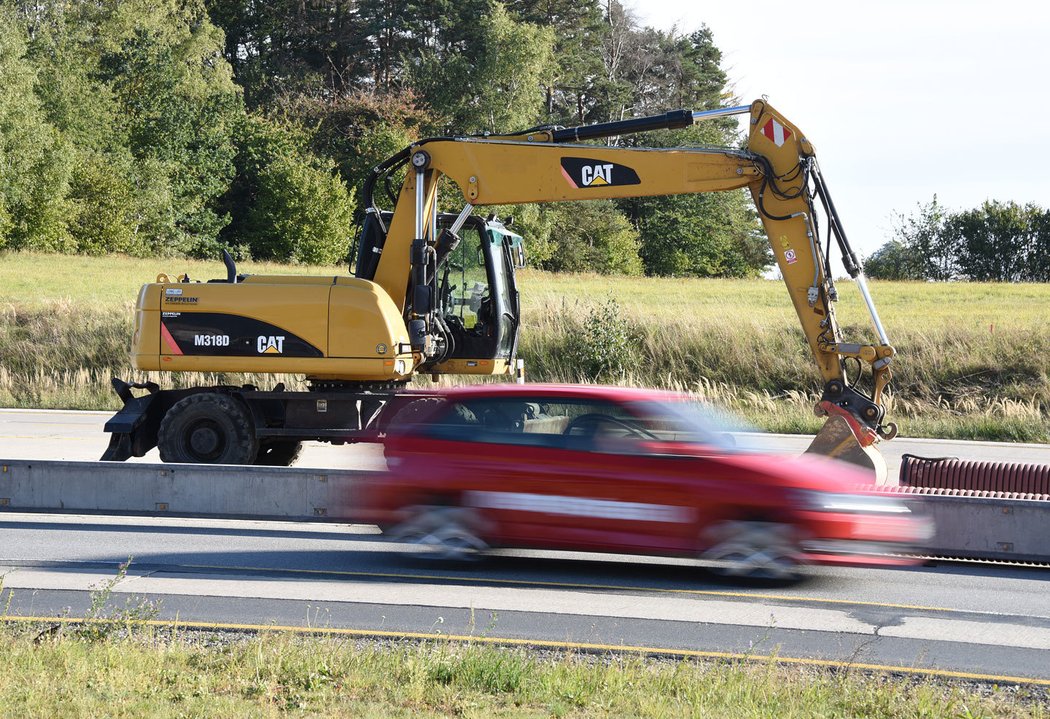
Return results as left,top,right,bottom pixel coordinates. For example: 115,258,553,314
0,511,1048,684
2,408,1050,683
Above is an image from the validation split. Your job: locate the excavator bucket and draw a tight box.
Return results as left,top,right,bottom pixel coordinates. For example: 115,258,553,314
805,414,888,484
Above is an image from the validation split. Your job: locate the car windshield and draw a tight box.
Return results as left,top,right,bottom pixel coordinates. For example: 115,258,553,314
625,399,763,452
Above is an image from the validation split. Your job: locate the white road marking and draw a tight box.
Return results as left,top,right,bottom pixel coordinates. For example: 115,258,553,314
879,617,1050,651
2,566,1048,649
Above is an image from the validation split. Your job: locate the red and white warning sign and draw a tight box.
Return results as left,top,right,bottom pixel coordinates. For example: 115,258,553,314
762,118,792,147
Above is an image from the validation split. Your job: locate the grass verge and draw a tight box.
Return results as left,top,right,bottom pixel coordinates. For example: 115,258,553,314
0,621,1045,718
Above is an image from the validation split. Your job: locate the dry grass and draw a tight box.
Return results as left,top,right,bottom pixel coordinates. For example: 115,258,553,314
1,252,1048,440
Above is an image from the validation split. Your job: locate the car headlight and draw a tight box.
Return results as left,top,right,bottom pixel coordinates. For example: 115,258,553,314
795,490,911,514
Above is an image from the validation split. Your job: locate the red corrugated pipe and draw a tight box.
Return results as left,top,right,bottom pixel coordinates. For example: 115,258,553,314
899,454,1050,496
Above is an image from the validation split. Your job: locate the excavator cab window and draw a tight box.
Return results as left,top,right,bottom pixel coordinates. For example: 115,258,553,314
441,224,489,331
437,218,519,360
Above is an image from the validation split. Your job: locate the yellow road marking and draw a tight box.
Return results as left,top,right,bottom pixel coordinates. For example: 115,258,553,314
3,614,1047,686
172,563,970,614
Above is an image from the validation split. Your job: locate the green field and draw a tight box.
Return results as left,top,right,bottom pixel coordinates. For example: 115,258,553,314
2,251,1049,441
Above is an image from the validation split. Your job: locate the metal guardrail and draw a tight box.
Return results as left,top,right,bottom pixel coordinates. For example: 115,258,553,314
1,459,1048,563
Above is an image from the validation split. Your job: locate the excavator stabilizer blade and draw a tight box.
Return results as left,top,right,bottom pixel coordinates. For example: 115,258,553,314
805,414,888,484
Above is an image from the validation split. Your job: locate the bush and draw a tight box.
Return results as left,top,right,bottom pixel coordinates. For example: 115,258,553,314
515,202,643,276
569,299,638,381
224,113,357,264
245,155,356,265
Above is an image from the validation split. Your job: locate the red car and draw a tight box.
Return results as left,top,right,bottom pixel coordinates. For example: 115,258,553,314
354,384,932,580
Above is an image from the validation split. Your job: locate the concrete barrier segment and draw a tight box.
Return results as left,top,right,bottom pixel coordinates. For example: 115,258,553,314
1,459,1048,562
0,459,374,522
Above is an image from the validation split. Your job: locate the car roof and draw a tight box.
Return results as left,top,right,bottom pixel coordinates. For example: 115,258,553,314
432,383,685,403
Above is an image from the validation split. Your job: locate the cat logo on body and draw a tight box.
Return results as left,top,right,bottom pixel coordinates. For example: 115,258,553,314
257,335,286,354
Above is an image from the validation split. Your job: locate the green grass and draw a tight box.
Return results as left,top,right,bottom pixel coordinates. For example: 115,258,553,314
2,251,1049,441
0,252,341,308
0,623,1043,718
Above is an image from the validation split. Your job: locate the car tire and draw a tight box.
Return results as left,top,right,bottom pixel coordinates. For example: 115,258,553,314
700,520,805,582
158,393,258,465
389,505,488,562
254,440,303,467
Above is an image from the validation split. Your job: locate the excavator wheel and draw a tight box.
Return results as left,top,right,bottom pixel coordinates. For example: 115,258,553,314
158,393,258,465
254,440,303,467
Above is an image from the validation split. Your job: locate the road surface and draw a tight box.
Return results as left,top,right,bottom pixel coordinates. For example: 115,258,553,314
2,408,1049,684
0,511,1047,683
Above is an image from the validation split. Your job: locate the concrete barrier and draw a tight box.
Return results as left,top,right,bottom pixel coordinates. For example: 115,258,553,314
887,486,1050,563
0,459,372,521
1,459,1048,562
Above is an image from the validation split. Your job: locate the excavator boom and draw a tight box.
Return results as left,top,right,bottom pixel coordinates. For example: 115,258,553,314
366,100,896,478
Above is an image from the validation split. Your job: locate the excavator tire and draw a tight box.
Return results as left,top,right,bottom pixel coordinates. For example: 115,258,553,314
254,440,303,467
158,392,258,465
377,397,444,433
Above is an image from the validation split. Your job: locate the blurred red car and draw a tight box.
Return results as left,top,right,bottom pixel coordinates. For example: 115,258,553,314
354,384,932,579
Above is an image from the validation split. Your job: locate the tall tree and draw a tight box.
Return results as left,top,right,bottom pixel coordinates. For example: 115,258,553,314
279,89,433,199
1028,208,1050,282
26,0,244,256
207,0,369,106
411,2,555,133
866,196,953,280
950,200,1039,282
0,8,73,252
507,0,609,125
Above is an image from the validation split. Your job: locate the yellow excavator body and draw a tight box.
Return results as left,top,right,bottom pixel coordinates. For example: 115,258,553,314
132,275,415,382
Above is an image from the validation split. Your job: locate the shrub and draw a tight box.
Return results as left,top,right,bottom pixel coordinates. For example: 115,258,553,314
569,298,638,381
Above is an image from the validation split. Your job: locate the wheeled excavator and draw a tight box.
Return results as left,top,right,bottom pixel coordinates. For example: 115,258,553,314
102,99,897,479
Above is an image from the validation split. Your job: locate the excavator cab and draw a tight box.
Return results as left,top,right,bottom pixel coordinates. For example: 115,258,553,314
435,217,520,364
354,210,522,374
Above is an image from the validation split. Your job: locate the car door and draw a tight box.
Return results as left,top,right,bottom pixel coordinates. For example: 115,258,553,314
423,395,699,554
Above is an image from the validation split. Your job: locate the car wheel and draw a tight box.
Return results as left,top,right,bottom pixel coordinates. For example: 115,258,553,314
158,393,258,464
700,520,805,582
389,505,488,561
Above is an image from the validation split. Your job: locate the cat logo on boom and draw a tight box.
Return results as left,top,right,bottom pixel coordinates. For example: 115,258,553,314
257,335,285,354
581,163,614,186
560,157,641,189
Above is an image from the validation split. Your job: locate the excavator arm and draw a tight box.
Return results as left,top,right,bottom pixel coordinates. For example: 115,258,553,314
363,100,896,478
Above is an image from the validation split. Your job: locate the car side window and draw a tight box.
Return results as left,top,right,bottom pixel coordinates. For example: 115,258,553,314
418,397,646,452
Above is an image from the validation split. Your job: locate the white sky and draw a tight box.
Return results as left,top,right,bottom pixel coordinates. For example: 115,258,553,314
631,0,1050,258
